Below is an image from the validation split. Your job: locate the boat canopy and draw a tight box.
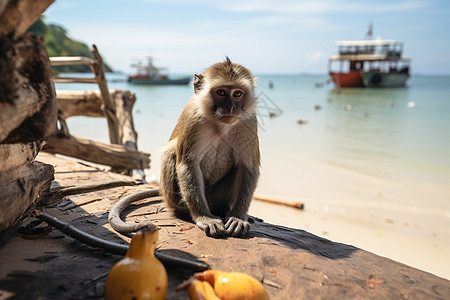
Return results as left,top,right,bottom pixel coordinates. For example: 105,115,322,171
332,38,407,61
335,39,402,47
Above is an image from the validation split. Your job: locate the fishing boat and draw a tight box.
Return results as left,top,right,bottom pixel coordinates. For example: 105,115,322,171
328,38,410,88
127,57,191,85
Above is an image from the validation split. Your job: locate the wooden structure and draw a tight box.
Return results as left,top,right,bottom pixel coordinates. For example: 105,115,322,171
43,48,150,175
0,0,56,245
0,0,148,246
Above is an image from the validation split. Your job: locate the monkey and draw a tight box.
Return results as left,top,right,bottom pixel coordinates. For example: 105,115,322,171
160,57,260,238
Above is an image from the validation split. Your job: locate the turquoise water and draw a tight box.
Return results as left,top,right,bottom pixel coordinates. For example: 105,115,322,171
62,74,450,186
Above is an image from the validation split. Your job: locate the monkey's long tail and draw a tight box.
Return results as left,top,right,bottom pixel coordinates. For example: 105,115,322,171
108,189,160,237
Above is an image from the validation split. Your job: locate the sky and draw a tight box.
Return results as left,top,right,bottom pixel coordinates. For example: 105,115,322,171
43,0,450,75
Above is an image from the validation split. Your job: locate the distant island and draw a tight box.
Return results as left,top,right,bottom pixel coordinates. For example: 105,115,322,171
28,17,113,73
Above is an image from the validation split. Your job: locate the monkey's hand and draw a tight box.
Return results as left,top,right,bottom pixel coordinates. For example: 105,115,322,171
196,216,226,238
225,217,250,237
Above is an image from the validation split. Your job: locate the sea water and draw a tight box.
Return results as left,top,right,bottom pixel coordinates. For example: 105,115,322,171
58,74,450,278
62,74,450,185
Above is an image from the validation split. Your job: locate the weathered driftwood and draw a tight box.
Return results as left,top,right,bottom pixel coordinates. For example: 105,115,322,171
43,134,150,170
0,33,57,144
0,142,41,171
64,89,138,148
0,0,57,245
52,77,99,84
90,45,120,145
49,56,94,66
49,46,119,145
49,50,142,175
0,0,54,38
112,90,138,149
0,162,54,233
55,90,105,118
0,143,46,237
44,89,143,173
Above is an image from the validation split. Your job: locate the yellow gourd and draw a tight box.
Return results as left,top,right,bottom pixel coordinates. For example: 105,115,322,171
105,225,168,300
189,270,269,300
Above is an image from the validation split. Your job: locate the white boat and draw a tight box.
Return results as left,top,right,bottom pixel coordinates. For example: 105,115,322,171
329,38,411,88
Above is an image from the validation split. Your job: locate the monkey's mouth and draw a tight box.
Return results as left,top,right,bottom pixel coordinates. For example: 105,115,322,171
219,115,238,124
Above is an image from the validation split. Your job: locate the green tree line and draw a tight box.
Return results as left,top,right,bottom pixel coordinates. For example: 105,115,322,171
28,17,113,73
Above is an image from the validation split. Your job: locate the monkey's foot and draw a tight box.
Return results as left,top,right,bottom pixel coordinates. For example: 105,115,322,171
196,216,226,238
225,217,250,237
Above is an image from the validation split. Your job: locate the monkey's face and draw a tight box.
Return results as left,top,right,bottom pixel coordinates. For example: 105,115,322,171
210,85,250,124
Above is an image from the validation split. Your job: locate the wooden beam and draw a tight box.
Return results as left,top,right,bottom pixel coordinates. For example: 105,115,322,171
52,77,99,84
56,90,104,118
43,134,150,170
50,56,94,66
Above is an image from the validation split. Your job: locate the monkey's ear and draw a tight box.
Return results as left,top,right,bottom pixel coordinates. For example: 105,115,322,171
193,73,204,94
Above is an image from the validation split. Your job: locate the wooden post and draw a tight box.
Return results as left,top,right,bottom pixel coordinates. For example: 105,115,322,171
113,90,138,149
90,45,120,145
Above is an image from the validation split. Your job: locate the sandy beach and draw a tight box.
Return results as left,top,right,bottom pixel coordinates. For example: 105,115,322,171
252,154,450,280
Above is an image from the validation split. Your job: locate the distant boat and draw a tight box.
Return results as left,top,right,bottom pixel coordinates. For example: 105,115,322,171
328,38,411,88
127,57,191,85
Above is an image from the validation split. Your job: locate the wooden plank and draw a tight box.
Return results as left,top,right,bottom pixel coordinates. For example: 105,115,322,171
50,56,94,66
52,77,98,84
42,134,150,170
0,0,55,38
0,33,57,144
55,90,138,120
0,162,54,232
0,142,41,171
56,90,104,118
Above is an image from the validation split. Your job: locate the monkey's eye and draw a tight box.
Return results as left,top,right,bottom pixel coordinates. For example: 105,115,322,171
216,89,226,96
233,90,243,98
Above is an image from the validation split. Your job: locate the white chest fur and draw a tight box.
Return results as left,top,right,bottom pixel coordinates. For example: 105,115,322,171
197,123,247,185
